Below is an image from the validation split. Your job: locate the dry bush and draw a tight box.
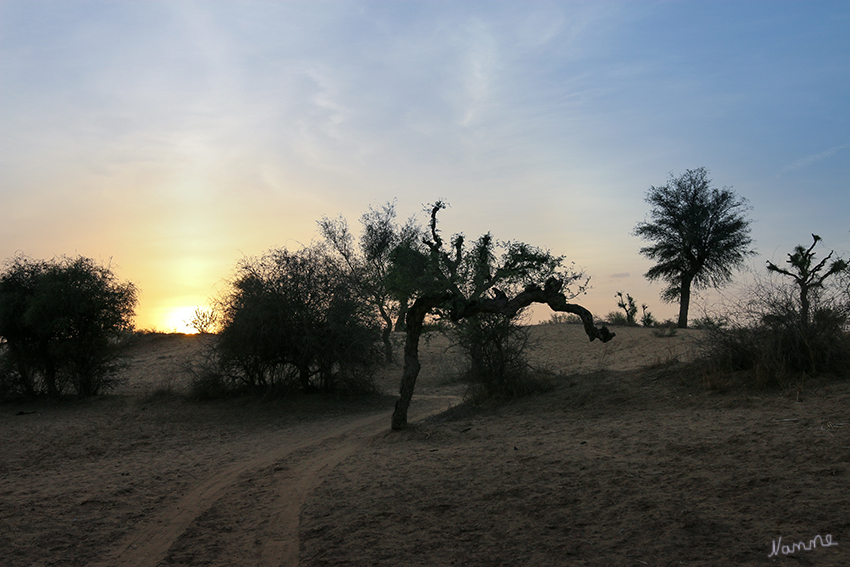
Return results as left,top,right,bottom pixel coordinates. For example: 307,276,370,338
184,337,380,402
450,312,553,403
604,311,629,326
208,245,382,399
543,312,583,325
652,322,678,338
0,255,137,399
698,273,850,389
184,343,245,401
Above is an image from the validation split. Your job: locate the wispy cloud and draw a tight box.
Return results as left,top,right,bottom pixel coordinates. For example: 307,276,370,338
2,1,848,329
779,143,848,175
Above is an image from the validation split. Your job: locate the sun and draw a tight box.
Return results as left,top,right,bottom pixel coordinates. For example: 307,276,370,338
163,305,201,334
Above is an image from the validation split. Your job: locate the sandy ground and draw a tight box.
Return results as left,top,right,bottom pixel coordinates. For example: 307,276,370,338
1,326,848,566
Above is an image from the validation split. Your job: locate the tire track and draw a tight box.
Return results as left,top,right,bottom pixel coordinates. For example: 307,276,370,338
89,395,459,567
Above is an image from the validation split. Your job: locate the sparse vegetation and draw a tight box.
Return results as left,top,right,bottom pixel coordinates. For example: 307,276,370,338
698,236,850,387
604,310,629,326
544,312,584,325
690,314,728,330
652,321,679,338
451,311,552,402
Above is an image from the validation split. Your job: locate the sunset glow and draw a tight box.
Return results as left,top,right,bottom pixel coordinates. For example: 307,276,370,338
1,1,847,331
162,306,202,335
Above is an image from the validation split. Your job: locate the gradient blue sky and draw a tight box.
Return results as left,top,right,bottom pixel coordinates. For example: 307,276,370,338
2,1,848,331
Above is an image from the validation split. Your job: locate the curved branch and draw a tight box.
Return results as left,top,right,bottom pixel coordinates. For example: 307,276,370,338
452,277,615,343
390,277,613,430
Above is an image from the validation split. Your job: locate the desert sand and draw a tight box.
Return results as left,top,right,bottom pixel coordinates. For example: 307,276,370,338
1,326,847,566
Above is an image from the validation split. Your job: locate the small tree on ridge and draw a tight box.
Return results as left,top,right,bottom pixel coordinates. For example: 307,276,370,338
766,234,848,330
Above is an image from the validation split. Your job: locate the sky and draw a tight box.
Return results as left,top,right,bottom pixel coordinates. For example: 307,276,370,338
1,0,848,332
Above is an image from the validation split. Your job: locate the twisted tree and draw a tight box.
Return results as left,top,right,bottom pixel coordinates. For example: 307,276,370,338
389,202,614,430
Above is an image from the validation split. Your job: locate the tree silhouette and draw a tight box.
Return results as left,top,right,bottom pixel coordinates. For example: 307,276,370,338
0,254,137,398
616,292,638,325
215,246,381,393
634,167,755,328
390,202,613,430
319,201,421,362
766,234,848,329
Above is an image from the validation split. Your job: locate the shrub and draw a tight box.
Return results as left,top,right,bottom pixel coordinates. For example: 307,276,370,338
210,245,382,397
652,321,678,338
690,314,728,330
701,316,850,388
0,255,137,399
700,237,850,386
544,313,583,325
604,311,629,326
451,311,551,401
640,303,656,327
189,307,218,334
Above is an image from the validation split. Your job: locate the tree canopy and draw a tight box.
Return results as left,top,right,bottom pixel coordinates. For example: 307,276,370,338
0,255,137,398
214,245,382,394
634,167,755,328
318,201,421,362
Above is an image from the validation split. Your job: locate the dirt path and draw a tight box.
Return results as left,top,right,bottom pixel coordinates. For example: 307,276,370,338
88,395,460,567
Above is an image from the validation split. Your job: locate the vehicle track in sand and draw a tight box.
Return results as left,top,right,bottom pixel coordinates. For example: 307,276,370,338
89,395,460,567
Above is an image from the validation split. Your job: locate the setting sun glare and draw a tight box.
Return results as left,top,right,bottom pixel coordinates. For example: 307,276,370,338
163,306,201,335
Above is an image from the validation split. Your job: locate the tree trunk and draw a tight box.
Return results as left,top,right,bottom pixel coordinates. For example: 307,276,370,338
677,277,692,329
799,283,810,330
297,364,313,392
17,363,37,398
390,278,615,430
378,306,394,363
382,324,393,363
41,344,59,398
391,297,442,430
394,299,409,332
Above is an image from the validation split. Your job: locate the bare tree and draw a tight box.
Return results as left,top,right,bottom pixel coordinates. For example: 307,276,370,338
616,292,638,325
766,234,848,329
634,167,755,328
